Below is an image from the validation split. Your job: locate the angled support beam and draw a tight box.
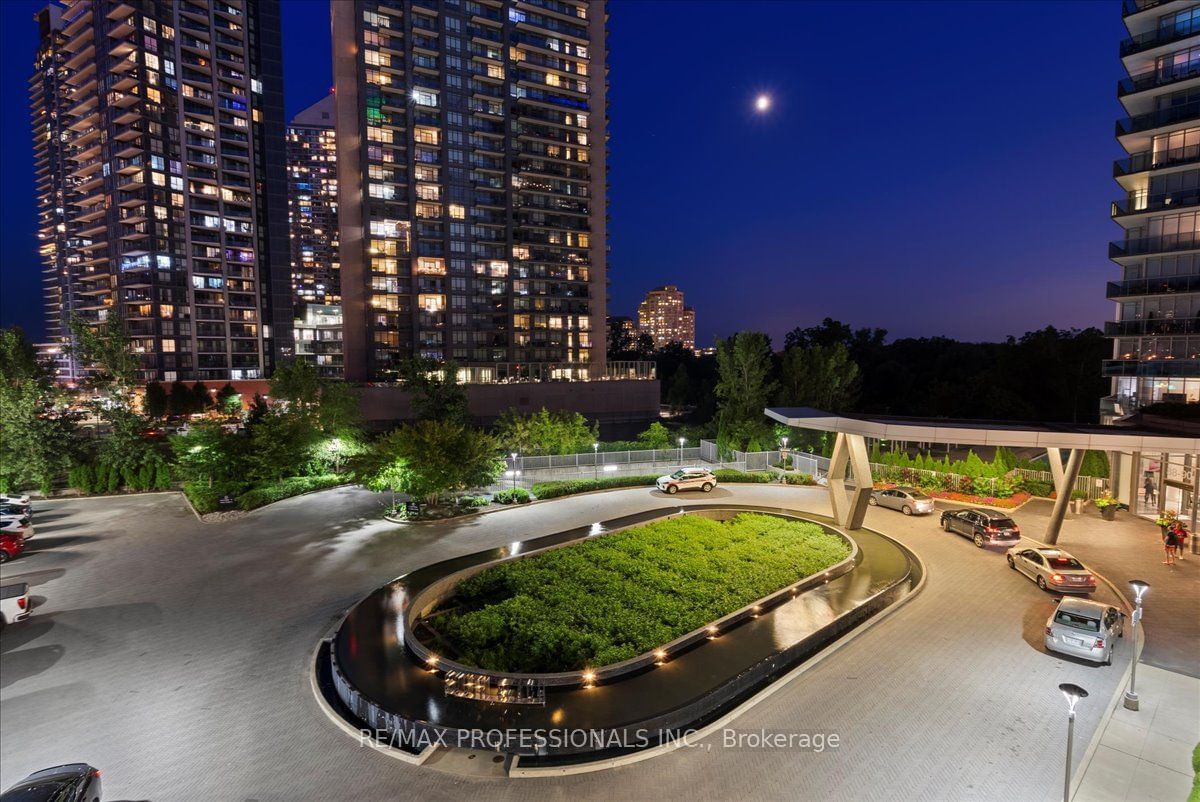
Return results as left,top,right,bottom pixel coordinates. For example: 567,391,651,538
1044,448,1083,546
828,432,873,530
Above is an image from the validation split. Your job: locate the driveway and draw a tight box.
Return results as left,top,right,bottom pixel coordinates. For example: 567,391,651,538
0,486,1131,801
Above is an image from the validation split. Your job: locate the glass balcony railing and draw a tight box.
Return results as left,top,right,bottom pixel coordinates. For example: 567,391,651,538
1123,0,1173,18
1114,142,1200,176
1112,187,1200,216
1107,273,1200,297
1116,98,1200,136
1104,316,1200,335
1119,61,1200,96
1109,231,1200,257
1120,17,1200,57
1102,358,1200,377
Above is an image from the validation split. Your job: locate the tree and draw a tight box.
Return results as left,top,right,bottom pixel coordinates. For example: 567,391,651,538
714,331,776,449
69,313,140,398
216,383,241,416
245,410,321,483
314,381,361,436
356,420,504,507
144,381,168,418
636,421,673,449
666,364,691,411
0,328,79,493
399,357,469,423
191,381,212,411
778,343,860,412
171,421,245,489
269,358,322,412
494,407,598,456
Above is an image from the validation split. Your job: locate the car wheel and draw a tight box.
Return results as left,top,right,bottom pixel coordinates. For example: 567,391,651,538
1103,652,1112,667
973,533,985,548
667,484,678,495
1007,555,1016,570
1037,576,1047,590
868,497,878,506
902,505,912,515
702,483,713,492
941,519,951,532
0,551,8,563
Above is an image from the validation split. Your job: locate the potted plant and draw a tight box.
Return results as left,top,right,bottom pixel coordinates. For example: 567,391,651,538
1094,494,1120,521
1156,510,1178,533
1069,489,1088,514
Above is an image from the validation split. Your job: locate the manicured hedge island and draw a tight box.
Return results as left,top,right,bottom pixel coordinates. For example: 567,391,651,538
428,513,851,673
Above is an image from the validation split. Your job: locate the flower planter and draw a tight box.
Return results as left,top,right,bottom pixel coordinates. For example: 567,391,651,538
1100,506,1117,521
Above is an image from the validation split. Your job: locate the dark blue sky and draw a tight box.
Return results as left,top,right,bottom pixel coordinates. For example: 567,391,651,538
0,0,1124,347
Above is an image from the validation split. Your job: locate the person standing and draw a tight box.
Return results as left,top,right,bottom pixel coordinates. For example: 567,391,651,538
1163,525,1178,566
1144,475,1156,507
1172,521,1189,562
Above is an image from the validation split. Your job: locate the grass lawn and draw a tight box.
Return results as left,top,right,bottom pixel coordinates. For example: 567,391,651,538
429,512,851,673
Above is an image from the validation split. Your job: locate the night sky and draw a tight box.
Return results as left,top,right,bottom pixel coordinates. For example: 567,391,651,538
0,0,1125,348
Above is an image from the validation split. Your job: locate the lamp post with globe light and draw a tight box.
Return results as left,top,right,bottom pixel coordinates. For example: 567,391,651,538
593,442,599,480
510,452,519,491
1124,580,1150,711
678,437,686,466
1058,683,1088,802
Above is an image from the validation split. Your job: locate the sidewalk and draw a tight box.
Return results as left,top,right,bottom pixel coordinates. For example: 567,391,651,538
1011,499,1200,678
1074,663,1199,801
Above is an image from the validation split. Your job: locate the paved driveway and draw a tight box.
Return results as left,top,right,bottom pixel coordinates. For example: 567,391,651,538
0,486,1129,801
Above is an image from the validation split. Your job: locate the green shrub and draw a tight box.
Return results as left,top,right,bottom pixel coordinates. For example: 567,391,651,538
531,474,658,499
457,495,492,508
1070,489,1089,501
237,474,344,511
782,472,816,486
1020,478,1053,497
184,481,230,514
105,465,121,494
436,513,851,673
121,465,138,491
492,488,531,504
713,469,772,483
154,461,172,490
68,464,94,495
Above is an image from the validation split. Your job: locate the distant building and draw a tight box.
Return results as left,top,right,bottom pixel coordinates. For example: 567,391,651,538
287,93,340,312
637,285,695,351
293,303,343,379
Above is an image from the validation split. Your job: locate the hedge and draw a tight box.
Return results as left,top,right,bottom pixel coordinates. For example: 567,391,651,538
713,469,772,483
434,513,850,672
492,487,531,504
236,474,345,511
782,472,817,486
531,474,658,499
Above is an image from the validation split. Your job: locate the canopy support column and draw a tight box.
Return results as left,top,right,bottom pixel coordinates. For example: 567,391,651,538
1045,448,1083,546
828,432,872,530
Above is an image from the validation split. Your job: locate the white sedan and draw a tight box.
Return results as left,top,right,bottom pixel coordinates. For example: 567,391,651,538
1007,546,1097,594
656,469,718,494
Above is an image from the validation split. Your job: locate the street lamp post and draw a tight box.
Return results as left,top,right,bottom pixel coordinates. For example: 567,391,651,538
1058,683,1088,802
1123,579,1150,711
593,442,599,480
511,452,519,491
678,437,685,466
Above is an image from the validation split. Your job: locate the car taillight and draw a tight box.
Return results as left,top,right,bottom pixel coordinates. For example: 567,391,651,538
986,526,997,533
1094,638,1104,648
1085,575,1096,583
1045,626,1053,636
1052,574,1065,584
17,597,26,609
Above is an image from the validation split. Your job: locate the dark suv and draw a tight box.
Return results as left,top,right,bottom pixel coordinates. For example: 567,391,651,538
0,764,101,802
939,508,1021,548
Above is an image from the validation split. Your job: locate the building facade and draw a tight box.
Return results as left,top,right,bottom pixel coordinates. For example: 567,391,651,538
331,0,607,382
31,0,292,384
287,93,340,311
637,284,695,351
1108,0,1200,413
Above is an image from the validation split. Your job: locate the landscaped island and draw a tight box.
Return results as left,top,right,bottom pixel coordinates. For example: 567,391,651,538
427,513,851,673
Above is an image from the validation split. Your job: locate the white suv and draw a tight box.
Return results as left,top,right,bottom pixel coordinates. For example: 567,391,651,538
656,469,718,494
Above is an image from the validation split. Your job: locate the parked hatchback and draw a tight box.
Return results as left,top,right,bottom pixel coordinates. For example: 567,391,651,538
0,764,101,802
869,487,935,515
939,508,1021,547
1007,546,1097,594
0,533,26,563
655,469,718,494
1044,597,1123,665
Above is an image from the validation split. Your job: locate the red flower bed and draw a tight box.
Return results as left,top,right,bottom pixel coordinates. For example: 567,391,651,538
873,481,1030,509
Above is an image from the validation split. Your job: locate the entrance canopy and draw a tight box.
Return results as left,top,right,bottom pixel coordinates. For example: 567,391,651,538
765,407,1199,544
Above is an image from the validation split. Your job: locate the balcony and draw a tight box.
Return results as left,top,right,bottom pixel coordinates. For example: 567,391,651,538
1107,273,1200,297
1103,358,1200,377
1119,60,1200,97
1116,98,1200,136
1112,187,1200,218
1109,231,1200,258
1104,316,1200,335
1120,17,1200,57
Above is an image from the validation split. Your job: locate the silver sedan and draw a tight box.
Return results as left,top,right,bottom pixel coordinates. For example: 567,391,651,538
869,487,935,515
1006,546,1097,594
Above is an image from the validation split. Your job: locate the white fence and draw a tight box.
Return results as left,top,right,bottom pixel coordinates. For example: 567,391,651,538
516,447,701,471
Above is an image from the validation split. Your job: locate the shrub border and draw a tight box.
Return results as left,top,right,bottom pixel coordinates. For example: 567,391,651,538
404,508,858,687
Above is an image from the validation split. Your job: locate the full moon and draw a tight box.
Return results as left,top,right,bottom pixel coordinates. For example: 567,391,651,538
754,94,771,112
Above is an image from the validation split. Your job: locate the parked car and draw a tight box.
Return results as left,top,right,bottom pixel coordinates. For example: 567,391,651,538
656,468,718,494
1007,546,1097,594
1044,597,1123,665
0,583,30,628
0,519,33,540
939,508,1021,547
0,533,27,563
869,487,935,515
1,502,31,517
0,493,31,508
0,764,101,802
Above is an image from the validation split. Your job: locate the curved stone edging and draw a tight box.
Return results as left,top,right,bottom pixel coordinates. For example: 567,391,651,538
403,508,858,687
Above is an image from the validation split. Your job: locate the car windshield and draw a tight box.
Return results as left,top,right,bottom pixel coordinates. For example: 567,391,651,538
991,518,1016,528
1047,556,1085,570
670,471,685,479
910,492,931,500
1054,611,1100,632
